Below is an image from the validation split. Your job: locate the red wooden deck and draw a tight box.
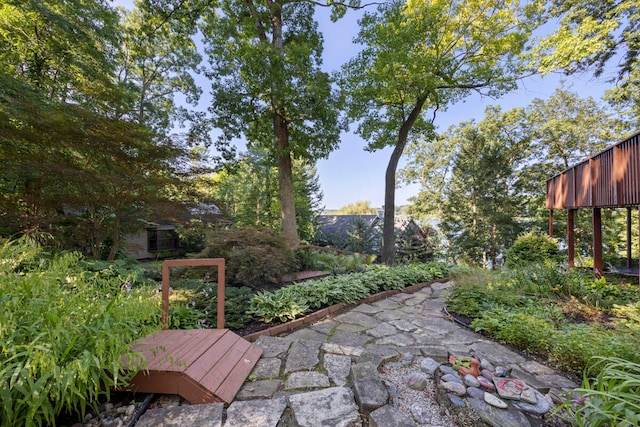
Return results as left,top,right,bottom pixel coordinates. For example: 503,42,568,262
125,329,262,404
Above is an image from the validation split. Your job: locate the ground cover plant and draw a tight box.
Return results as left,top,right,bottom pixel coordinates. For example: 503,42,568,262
250,262,450,323
446,264,640,375
0,238,160,427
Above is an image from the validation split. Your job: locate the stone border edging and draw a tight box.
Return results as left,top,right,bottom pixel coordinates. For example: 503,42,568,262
243,277,451,342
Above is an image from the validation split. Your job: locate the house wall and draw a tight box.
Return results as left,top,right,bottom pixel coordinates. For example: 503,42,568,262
125,230,155,260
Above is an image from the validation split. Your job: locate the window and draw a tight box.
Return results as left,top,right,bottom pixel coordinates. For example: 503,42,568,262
148,227,179,252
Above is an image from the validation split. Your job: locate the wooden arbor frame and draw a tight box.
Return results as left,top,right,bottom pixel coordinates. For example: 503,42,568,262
125,258,262,404
161,258,225,329
546,131,640,276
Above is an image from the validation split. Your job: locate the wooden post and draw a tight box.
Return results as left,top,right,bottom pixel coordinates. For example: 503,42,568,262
567,209,575,268
593,208,603,277
627,207,632,270
549,209,554,238
161,258,226,330
161,262,170,329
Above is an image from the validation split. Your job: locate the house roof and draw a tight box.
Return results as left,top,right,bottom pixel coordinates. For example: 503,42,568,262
316,215,380,235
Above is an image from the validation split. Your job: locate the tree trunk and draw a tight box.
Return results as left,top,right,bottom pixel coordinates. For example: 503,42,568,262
381,95,429,264
107,217,120,261
267,0,299,247
275,114,300,246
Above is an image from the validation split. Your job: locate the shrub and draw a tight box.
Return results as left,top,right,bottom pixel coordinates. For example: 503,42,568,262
197,227,297,289
294,249,369,275
504,231,560,268
0,238,160,427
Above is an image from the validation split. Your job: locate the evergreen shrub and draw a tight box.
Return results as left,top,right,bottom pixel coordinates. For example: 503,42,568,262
504,231,560,268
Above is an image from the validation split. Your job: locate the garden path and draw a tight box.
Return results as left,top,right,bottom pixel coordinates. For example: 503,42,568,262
130,281,578,427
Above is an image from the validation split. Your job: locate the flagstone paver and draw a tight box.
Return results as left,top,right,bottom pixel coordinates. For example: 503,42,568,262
134,279,578,427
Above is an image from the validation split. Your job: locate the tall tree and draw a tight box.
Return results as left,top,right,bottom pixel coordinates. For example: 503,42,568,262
114,1,204,134
340,0,543,264
200,0,345,246
207,150,323,242
440,120,523,268
0,0,192,258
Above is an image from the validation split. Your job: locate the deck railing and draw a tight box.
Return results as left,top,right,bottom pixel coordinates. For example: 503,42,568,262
546,131,640,209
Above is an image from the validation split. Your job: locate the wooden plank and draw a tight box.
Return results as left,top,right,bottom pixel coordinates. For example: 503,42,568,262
129,371,182,395
167,329,227,367
124,329,262,405
177,375,219,404
215,344,263,403
146,330,203,371
184,330,241,382
199,339,252,395
125,330,194,371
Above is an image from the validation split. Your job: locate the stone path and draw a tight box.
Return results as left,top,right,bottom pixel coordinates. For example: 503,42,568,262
135,281,578,427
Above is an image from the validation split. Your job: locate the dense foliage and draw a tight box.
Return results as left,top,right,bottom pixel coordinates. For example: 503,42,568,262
196,227,298,289
504,232,561,268
0,239,160,426
446,265,640,374
251,262,450,323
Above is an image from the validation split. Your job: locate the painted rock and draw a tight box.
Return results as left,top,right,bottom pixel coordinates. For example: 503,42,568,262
477,376,496,391
494,377,525,400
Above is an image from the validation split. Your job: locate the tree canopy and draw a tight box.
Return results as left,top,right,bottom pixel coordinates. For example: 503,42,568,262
199,0,346,246
340,0,544,263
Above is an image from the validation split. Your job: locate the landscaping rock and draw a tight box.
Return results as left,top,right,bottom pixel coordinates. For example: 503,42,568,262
285,371,330,390
251,358,281,380
289,387,359,427
467,386,484,399
439,381,466,396
409,403,433,424
367,323,399,338
236,379,282,400
225,398,286,427
441,373,464,384
512,389,552,415
464,374,480,388
369,405,414,427
468,398,532,427
136,403,224,427
404,372,429,390
285,340,321,373
484,392,508,409
420,357,441,377
254,336,291,358
353,376,389,413
324,353,352,386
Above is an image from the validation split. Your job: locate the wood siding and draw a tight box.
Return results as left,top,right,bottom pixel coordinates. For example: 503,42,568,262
546,131,640,209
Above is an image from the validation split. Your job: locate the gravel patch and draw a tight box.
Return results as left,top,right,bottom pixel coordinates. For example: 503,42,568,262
380,357,457,427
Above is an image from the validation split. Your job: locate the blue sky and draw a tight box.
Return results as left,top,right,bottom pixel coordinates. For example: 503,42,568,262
114,1,616,209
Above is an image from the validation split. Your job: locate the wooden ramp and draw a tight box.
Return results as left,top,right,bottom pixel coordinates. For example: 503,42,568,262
126,329,262,404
